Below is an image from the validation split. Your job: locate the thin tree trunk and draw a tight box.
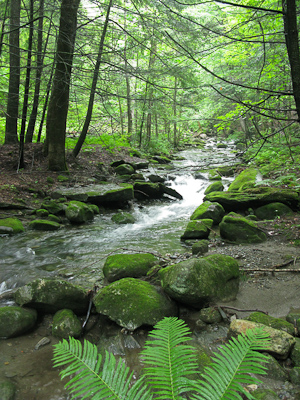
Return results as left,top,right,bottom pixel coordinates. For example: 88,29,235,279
146,37,156,144
19,0,34,169
0,0,9,57
173,76,177,147
38,58,55,143
46,0,80,170
72,0,112,158
5,0,20,144
282,0,300,122
118,93,124,136
25,0,45,143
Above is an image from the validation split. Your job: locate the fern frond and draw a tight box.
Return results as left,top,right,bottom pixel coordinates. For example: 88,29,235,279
191,328,270,400
141,317,198,400
53,337,152,400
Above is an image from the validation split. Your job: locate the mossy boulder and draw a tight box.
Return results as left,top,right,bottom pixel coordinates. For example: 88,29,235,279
93,278,177,330
190,201,225,224
88,204,100,214
252,389,280,400
219,212,267,243
103,253,159,282
0,379,16,400
133,182,164,200
246,312,294,336
151,155,172,164
204,187,300,211
192,240,209,255
159,254,239,308
181,219,213,240
36,208,49,218
199,307,222,324
0,306,37,338
204,181,224,195
254,202,293,220
216,166,235,177
286,308,300,331
228,168,259,192
290,337,300,367
48,214,61,223
208,169,221,181
52,309,82,339
28,219,60,231
114,163,135,175
229,319,295,359
14,278,89,314
0,218,24,234
111,212,136,225
65,200,94,223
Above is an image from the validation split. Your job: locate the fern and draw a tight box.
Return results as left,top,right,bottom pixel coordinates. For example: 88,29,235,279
53,317,270,400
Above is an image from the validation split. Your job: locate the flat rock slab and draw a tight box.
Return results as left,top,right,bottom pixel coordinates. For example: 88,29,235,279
51,184,134,205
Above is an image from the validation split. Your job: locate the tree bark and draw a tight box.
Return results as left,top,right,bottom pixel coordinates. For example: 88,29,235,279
5,0,20,144
282,0,300,122
25,0,45,143
72,0,112,158
46,0,80,170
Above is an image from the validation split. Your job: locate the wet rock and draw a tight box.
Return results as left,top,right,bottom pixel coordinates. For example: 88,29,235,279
220,212,267,243
28,219,60,231
204,181,224,195
111,212,136,224
48,214,61,223
216,166,235,177
0,379,16,400
65,200,94,223
14,278,89,314
208,169,222,181
93,278,177,330
217,143,227,149
52,309,82,339
151,155,172,164
114,163,135,175
255,202,293,220
103,253,158,282
159,254,239,308
199,307,222,324
190,201,225,224
162,185,183,200
133,182,182,200
0,218,24,233
110,159,126,168
134,161,149,169
41,199,65,215
36,208,49,217
147,174,165,183
0,226,13,234
0,306,37,338
192,240,209,255
229,319,295,359
181,219,213,240
246,312,294,336
228,168,259,192
204,187,300,211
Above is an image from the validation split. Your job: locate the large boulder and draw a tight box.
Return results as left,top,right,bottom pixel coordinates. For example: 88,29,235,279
229,319,295,359
190,201,225,224
0,306,37,338
14,278,89,314
0,218,24,234
181,219,213,240
41,199,65,215
52,309,82,339
246,312,295,336
65,200,94,223
93,278,177,330
103,253,159,282
219,212,267,243
228,168,259,191
204,181,224,195
114,163,135,175
159,254,240,308
254,202,293,220
28,219,60,231
133,182,182,200
204,187,300,211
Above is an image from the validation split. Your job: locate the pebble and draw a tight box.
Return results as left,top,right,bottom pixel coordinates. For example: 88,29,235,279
34,337,51,351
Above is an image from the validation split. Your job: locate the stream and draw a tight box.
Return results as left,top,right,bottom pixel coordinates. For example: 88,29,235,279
0,140,239,298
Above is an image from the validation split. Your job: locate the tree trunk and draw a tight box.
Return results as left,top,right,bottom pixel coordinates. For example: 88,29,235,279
25,0,45,143
0,0,9,57
72,0,112,158
282,0,300,122
5,0,20,145
146,37,156,144
173,76,177,147
46,0,80,171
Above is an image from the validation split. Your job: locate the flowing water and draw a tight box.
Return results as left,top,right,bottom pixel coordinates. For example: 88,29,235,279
0,140,239,299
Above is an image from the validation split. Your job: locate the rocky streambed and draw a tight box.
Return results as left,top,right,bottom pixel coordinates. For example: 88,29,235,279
1,141,300,400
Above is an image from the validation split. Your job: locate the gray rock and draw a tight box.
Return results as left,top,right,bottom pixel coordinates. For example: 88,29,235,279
0,379,16,400
0,306,37,339
229,319,295,359
65,200,94,223
0,226,14,234
52,309,82,339
14,278,89,314
159,254,239,308
93,278,177,330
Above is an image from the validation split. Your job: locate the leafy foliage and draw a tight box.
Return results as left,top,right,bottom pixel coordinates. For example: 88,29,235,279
53,317,270,400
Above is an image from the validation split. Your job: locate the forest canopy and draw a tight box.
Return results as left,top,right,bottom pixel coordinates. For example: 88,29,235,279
1,0,299,171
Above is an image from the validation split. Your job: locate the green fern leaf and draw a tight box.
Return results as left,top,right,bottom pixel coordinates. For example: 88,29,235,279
141,317,198,400
53,337,152,400
191,328,270,400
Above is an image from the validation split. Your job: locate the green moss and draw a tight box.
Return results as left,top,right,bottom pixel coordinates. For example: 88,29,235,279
204,181,224,195
0,306,37,338
228,168,259,192
0,218,24,233
52,309,82,339
220,212,267,243
190,201,224,224
246,312,294,335
28,219,60,231
111,212,136,224
181,219,213,240
208,169,221,181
